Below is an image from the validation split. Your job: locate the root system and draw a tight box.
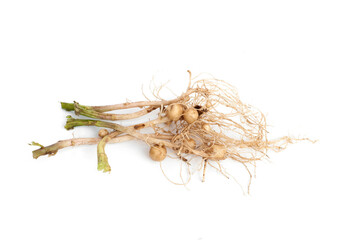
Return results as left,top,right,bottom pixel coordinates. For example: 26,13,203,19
31,71,313,192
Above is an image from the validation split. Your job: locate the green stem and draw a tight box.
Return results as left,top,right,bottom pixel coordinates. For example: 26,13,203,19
60,88,197,113
31,141,61,159
97,145,111,173
61,102,75,111
96,131,119,173
61,101,99,112
64,115,116,130
73,102,103,119
64,116,174,148
73,101,157,121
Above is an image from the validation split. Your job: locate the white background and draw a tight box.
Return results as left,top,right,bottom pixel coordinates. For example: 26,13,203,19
1,1,360,239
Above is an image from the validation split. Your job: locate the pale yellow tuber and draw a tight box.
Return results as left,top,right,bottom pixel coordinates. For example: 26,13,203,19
149,145,167,161
166,104,184,121
183,108,198,124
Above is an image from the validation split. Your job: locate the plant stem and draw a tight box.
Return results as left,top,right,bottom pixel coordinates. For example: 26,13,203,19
64,116,175,147
73,101,157,120
97,131,119,173
32,135,136,159
60,102,76,111
32,132,174,160
64,116,110,130
60,89,197,112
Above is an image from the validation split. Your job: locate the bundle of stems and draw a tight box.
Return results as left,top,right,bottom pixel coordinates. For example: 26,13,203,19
31,71,311,191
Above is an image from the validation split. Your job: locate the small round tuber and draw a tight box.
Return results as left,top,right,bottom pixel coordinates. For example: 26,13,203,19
98,129,109,138
183,108,198,124
149,144,167,161
166,104,184,121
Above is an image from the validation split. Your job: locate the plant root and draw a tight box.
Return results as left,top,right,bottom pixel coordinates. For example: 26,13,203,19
31,71,314,191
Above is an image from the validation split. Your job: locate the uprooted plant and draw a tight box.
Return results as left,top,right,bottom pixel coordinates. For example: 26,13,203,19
31,71,312,192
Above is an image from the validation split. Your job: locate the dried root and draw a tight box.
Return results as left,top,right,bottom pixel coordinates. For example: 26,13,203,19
31,71,313,191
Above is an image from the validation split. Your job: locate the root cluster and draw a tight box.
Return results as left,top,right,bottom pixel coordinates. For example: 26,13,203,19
31,71,311,191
